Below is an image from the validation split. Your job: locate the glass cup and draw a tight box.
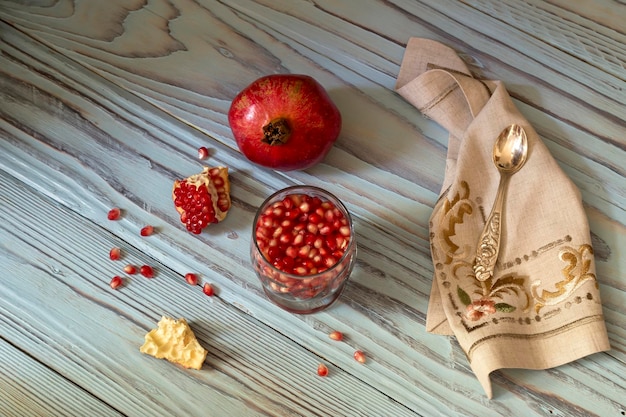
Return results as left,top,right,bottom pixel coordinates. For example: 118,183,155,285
251,185,357,314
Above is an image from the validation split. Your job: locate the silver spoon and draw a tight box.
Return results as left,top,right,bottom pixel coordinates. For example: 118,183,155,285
473,124,528,281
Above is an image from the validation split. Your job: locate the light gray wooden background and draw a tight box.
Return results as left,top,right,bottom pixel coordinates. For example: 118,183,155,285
0,1,624,416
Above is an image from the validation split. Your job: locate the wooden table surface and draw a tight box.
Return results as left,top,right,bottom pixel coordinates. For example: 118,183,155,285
1,1,624,416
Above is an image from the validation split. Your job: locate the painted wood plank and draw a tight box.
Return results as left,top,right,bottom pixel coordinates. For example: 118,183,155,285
1,0,622,176
0,339,124,417
0,35,474,416
1,0,622,329
0,171,426,417
0,0,621,244
1,36,623,417
1,0,622,273
0,2,624,416
2,143,622,415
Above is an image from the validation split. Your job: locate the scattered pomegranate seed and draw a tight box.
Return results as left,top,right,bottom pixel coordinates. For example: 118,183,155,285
185,273,198,286
317,363,329,377
140,225,154,236
123,264,137,274
202,283,214,296
110,276,123,289
140,265,154,278
198,146,209,160
109,247,121,261
353,350,366,364
107,207,121,220
329,331,343,341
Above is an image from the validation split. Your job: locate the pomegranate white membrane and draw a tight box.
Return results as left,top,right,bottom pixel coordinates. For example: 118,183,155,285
251,186,357,314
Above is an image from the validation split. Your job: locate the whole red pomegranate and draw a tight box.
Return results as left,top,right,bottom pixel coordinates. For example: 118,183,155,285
228,74,342,171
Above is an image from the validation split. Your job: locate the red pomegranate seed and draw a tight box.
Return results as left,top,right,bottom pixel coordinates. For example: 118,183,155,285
198,146,209,160
140,265,154,278
140,225,154,236
107,207,121,220
185,273,198,286
254,193,351,276
317,363,328,377
110,276,123,289
109,247,121,261
202,283,214,296
329,331,343,341
123,264,137,274
353,350,366,364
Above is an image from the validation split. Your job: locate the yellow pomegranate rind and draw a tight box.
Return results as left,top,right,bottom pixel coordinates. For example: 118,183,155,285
140,316,208,370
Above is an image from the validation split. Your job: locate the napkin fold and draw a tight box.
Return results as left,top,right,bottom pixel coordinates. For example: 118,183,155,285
396,38,610,398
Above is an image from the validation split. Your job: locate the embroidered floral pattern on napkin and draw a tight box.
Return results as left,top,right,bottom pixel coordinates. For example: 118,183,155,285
396,38,610,398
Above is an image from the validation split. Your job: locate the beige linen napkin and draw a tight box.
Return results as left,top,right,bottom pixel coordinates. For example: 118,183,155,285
396,38,610,398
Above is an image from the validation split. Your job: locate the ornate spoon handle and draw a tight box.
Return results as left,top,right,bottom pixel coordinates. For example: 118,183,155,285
473,175,508,281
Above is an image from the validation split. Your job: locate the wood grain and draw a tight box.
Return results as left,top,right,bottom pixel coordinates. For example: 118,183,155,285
0,339,124,416
0,169,428,416
0,1,625,415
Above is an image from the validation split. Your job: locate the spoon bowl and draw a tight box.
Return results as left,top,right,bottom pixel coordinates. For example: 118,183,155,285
473,124,529,281
493,124,528,173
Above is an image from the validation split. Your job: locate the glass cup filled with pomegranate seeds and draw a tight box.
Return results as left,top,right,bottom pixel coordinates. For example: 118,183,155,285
251,186,357,314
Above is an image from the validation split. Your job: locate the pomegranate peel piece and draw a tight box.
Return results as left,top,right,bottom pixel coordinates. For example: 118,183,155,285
172,166,231,234
140,316,207,370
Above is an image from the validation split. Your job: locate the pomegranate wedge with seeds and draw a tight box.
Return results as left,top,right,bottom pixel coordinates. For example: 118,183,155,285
172,166,231,234
251,186,356,314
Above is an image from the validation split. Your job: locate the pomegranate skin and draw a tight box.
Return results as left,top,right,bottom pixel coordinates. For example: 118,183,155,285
228,74,342,171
